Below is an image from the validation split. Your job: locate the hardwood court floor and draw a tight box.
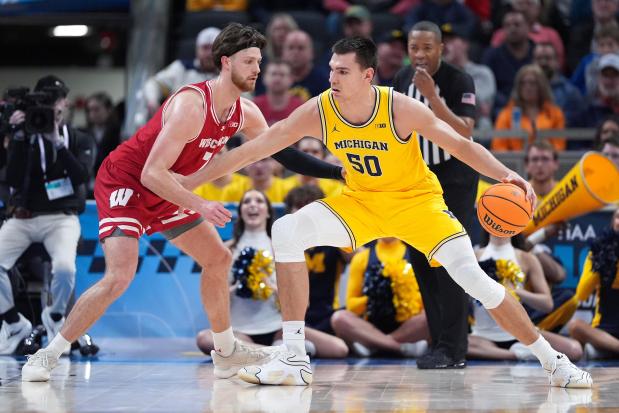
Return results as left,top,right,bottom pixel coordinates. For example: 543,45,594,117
0,338,616,412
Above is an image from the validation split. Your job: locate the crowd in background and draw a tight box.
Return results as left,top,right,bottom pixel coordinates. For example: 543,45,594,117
4,0,615,202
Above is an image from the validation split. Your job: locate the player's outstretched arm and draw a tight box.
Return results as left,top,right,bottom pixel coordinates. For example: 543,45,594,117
185,98,322,188
393,91,536,206
141,90,231,227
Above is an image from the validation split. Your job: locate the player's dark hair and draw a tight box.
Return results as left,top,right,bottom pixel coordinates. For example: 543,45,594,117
410,21,442,42
332,36,377,71
212,23,266,71
284,185,325,213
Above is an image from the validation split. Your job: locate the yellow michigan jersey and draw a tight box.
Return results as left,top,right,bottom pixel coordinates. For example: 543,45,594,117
316,86,466,261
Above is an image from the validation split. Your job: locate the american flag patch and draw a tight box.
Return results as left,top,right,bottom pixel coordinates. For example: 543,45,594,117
461,93,476,105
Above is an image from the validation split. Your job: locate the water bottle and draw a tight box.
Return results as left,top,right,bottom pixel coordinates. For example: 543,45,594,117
511,106,522,130
511,106,523,145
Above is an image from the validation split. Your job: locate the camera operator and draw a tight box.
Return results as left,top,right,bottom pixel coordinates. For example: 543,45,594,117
0,75,94,355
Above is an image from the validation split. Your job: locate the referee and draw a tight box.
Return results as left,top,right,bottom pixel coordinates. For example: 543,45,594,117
393,21,478,369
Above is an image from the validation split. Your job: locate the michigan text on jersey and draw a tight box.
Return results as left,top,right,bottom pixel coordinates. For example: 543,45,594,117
333,139,389,151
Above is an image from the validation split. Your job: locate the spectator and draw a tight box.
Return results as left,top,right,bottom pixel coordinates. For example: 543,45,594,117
342,5,373,39
524,138,558,199
222,158,291,203
284,137,344,196
601,134,619,167
593,114,619,148
491,0,565,69
331,238,430,358
568,207,619,360
585,53,619,127
0,75,95,355
571,25,619,97
404,0,477,39
544,0,572,46
324,0,412,14
568,0,619,73
469,231,582,361
284,185,350,358
493,64,565,151
253,60,304,125
253,14,300,96
83,92,121,181
282,30,330,101
193,146,250,201
263,13,299,64
143,27,220,115
249,0,324,25
374,30,407,87
464,0,490,24
522,141,569,286
195,190,282,353
442,25,496,129
533,43,584,128
321,5,374,70
482,10,534,115
186,0,247,11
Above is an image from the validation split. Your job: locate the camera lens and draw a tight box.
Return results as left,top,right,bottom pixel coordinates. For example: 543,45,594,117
25,106,55,134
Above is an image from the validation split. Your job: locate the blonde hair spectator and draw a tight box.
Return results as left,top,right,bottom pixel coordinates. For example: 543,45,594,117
492,64,566,151
264,13,298,63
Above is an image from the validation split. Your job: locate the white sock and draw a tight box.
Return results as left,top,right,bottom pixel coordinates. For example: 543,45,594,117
212,327,235,357
527,335,559,369
400,340,429,358
283,321,306,357
47,334,71,358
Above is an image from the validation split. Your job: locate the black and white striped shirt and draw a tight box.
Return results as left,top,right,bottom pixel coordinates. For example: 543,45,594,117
393,61,476,167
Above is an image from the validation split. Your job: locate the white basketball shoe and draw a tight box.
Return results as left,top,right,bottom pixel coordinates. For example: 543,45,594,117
545,353,592,388
22,348,59,382
238,347,312,386
210,340,276,379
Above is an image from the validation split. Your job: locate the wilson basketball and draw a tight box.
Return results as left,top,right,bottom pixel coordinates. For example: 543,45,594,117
477,183,532,237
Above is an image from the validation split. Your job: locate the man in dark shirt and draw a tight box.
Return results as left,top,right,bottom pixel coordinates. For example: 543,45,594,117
482,10,534,116
534,43,584,130
393,21,478,369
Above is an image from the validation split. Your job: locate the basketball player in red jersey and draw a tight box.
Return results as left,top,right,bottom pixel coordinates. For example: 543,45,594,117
22,23,342,382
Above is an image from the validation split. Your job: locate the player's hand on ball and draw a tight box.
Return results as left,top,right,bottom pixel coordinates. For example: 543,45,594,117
501,172,536,210
197,200,232,227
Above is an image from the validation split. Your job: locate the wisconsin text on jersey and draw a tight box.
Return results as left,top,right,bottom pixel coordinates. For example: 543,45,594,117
199,136,230,149
333,139,389,151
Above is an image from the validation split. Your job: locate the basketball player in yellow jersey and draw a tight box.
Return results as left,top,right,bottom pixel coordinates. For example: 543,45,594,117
184,37,592,388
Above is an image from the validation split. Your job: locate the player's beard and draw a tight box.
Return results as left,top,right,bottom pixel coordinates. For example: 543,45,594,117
231,68,255,92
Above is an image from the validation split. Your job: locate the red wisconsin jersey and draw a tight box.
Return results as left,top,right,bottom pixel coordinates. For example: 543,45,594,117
109,80,243,177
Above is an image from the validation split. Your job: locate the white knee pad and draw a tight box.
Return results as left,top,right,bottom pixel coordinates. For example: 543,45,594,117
271,202,352,263
271,214,308,262
433,236,506,309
